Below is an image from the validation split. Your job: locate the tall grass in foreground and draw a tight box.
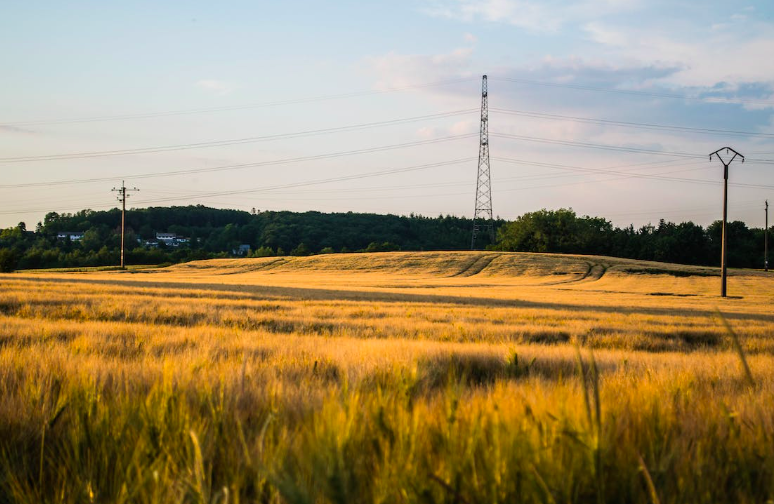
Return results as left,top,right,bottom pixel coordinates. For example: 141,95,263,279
1,345,773,503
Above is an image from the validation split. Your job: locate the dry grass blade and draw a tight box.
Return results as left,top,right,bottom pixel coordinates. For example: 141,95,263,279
428,473,472,504
573,342,593,429
530,466,557,504
189,430,207,502
637,453,661,504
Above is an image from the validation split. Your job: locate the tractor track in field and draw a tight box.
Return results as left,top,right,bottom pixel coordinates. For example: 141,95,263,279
449,254,501,277
540,261,609,285
205,258,289,275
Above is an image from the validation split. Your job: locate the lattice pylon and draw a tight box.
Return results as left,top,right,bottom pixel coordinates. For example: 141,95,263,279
471,75,494,249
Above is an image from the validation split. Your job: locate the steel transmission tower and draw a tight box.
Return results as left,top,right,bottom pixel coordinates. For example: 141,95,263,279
471,75,494,249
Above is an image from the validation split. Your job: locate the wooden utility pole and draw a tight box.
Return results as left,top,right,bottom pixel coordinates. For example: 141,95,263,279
709,147,744,297
111,181,139,269
766,200,769,272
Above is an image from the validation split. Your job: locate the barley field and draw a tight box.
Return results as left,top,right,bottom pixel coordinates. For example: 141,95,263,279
1,251,773,503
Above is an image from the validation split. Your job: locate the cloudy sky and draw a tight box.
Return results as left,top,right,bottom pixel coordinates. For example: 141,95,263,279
1,0,773,229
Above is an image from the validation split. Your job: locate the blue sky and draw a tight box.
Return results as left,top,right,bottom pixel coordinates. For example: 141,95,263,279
1,0,773,229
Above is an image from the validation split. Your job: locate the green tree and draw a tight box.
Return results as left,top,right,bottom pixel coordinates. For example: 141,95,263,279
290,243,311,256
497,208,610,254
251,246,275,257
0,249,18,272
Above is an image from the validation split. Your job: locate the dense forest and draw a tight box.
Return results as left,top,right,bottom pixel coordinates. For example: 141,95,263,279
0,206,496,271
0,205,769,272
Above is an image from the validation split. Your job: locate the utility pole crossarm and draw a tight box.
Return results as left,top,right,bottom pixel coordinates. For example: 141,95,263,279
709,147,745,165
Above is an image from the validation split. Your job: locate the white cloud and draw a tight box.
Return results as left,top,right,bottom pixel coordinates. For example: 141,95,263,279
581,21,774,89
415,126,438,139
424,0,642,33
583,22,628,47
450,119,477,135
463,32,478,43
0,125,37,135
196,79,233,96
425,0,774,92
368,47,474,89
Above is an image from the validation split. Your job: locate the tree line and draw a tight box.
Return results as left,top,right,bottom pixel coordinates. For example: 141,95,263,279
0,206,495,271
494,208,768,269
0,206,769,272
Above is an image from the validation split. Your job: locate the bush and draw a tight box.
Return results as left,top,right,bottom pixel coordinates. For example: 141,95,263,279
290,243,311,256
362,242,401,253
251,246,275,258
0,248,18,272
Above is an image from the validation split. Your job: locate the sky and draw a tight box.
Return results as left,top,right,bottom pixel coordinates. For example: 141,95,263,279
1,0,773,230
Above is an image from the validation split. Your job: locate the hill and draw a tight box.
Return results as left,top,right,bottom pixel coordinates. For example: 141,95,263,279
166,250,727,278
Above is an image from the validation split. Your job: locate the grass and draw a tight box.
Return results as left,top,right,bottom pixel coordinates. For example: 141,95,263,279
0,251,773,503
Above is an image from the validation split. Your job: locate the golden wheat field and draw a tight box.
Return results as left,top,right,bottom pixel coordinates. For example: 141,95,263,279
1,251,773,503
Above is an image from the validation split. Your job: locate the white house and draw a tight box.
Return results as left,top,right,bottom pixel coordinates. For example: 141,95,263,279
233,244,251,256
156,233,176,242
57,231,84,241
154,233,190,247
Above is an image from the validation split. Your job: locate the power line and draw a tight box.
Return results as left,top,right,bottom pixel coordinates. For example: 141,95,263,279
491,132,704,159
602,201,763,219
0,158,717,215
3,149,769,217
495,157,708,181
4,152,770,216
490,107,774,139
0,134,478,189
153,163,742,204
0,77,479,127
492,132,774,165
0,109,478,164
490,76,774,107
495,156,774,190
123,159,476,205
0,158,475,215
129,158,701,199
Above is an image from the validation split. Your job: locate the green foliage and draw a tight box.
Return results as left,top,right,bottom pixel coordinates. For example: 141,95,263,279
497,208,611,254
497,208,769,269
361,241,401,253
0,248,17,272
251,246,275,258
1,205,770,270
1,206,491,269
290,243,312,256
